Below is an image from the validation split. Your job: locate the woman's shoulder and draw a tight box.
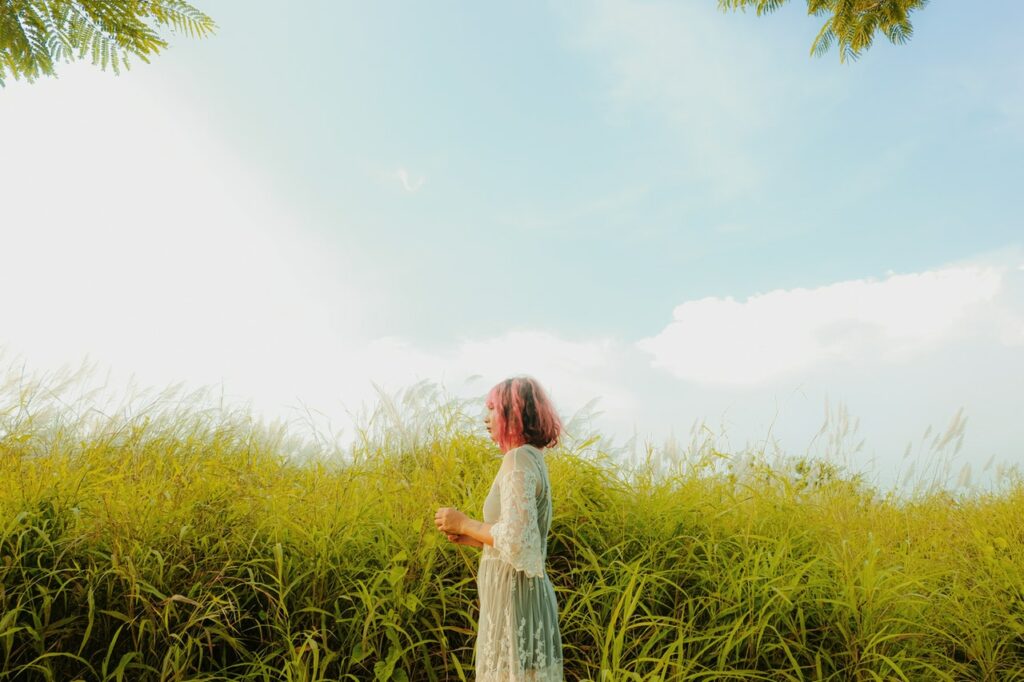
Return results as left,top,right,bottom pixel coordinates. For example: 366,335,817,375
509,443,545,459
502,444,546,474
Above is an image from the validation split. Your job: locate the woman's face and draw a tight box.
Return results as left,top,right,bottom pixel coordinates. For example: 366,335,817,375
484,401,496,443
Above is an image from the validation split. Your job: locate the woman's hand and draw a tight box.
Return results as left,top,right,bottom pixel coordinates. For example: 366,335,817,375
447,533,484,548
435,508,490,548
434,507,469,535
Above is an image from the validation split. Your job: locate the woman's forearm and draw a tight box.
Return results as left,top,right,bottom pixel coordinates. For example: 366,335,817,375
461,518,495,547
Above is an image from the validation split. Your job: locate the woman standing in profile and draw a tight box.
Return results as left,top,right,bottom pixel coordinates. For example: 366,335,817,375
434,376,564,681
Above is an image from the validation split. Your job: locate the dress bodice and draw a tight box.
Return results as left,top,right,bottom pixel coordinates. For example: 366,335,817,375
482,444,552,564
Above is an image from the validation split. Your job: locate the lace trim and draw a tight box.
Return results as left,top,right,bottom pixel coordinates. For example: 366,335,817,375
475,666,564,682
475,612,564,681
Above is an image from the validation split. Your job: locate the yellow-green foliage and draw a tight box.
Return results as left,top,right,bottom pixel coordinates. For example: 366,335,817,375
1,378,1023,681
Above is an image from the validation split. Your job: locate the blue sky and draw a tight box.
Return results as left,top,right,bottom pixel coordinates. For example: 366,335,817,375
2,0,1022,487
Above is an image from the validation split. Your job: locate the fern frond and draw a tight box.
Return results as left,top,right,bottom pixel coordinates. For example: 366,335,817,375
810,19,835,59
886,20,913,46
717,0,789,16
0,0,214,86
720,0,929,62
148,0,216,38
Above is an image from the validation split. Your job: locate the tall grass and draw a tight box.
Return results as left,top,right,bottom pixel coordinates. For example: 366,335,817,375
1,365,1022,681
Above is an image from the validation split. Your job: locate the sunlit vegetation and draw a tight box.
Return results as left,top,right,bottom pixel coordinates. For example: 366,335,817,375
1,366,1022,680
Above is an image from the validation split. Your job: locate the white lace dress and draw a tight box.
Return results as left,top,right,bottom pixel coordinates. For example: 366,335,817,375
476,444,564,681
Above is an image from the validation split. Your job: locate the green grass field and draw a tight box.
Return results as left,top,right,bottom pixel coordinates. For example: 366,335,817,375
1,373,1022,681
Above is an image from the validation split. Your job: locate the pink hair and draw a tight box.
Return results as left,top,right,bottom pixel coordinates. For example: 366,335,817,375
486,376,562,452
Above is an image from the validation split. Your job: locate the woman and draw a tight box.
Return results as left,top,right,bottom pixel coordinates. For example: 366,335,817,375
434,376,564,681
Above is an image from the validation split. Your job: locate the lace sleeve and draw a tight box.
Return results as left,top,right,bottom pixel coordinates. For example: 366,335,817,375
490,448,545,578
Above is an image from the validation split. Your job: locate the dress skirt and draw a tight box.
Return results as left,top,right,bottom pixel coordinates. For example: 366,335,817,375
475,551,564,681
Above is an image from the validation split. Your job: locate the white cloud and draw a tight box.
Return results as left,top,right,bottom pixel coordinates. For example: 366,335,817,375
393,167,425,193
638,261,1021,385
0,67,630,448
455,331,630,411
0,65,364,417
339,331,630,418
